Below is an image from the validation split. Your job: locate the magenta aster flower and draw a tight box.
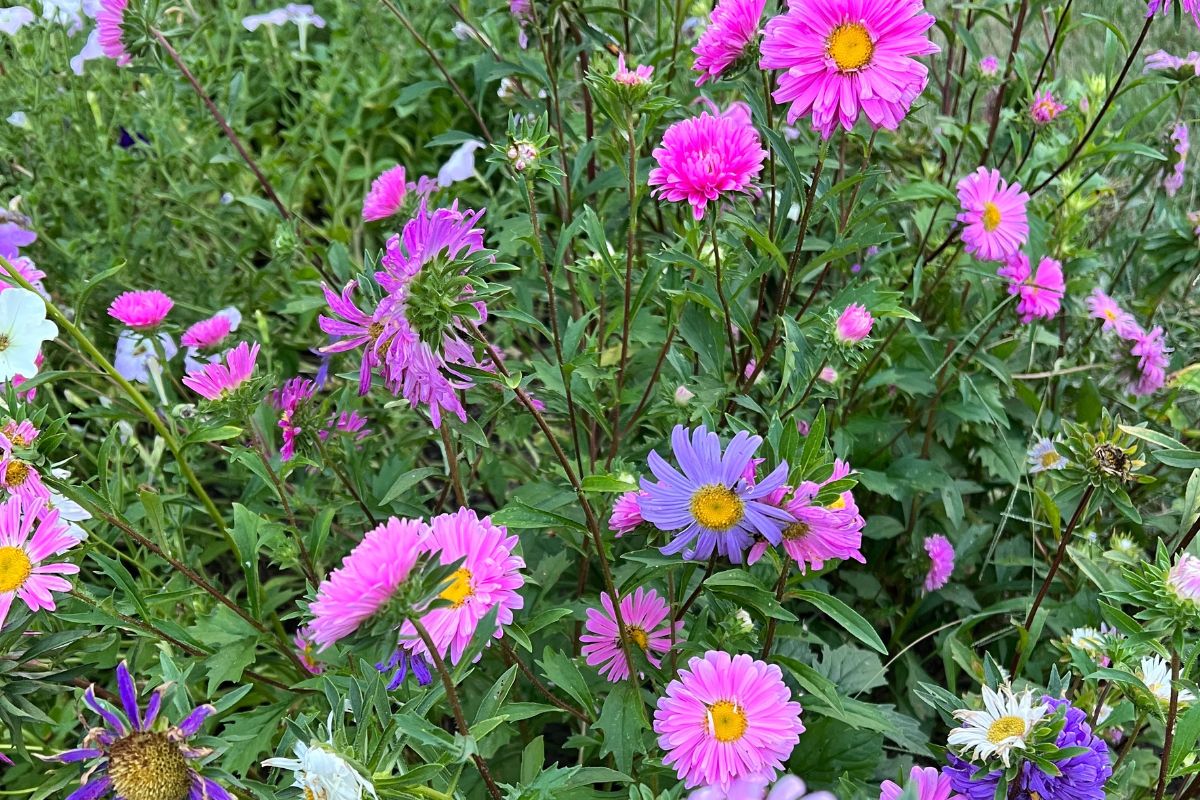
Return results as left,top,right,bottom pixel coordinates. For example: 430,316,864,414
399,508,525,665
1086,288,1136,335
293,627,324,675
654,650,805,790
0,444,48,501
615,53,654,85
1147,0,1200,30
273,377,316,461
0,495,79,631
956,167,1029,262
363,164,408,221
648,112,767,221
1125,324,1171,396
691,0,766,86
1030,90,1066,125
1164,122,1189,197
690,774,836,800
319,410,371,443
308,516,426,649
759,0,938,138
609,490,645,537
96,0,132,66
834,303,874,343
922,533,954,592
996,253,1064,324
45,662,229,800
1169,553,1200,603
181,341,259,400
880,766,962,800
108,290,173,330
582,587,680,682
755,460,865,572
1,420,38,449
180,314,233,349
978,55,999,76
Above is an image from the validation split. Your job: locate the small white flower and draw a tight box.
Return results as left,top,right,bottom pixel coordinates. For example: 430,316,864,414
1139,655,1196,706
0,6,35,36
1067,626,1107,656
1027,438,1067,473
0,288,56,382
6,111,28,129
947,685,1048,767
437,140,485,188
734,609,753,634
114,330,177,384
263,741,376,800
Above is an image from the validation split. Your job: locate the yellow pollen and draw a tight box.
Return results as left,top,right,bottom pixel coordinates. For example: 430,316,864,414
826,23,874,72
367,321,385,340
1103,309,1118,321
782,522,810,541
689,485,745,532
982,202,1002,232
706,700,748,743
4,460,29,487
1040,451,1060,468
107,732,193,800
304,787,328,800
625,626,649,650
0,334,9,352
986,715,1027,744
827,495,846,510
0,546,32,593
439,567,474,608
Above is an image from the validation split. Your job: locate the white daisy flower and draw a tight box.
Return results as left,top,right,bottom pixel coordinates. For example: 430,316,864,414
947,685,1048,767
1139,655,1196,706
1068,626,1106,655
1027,438,1067,473
0,288,57,382
263,740,377,800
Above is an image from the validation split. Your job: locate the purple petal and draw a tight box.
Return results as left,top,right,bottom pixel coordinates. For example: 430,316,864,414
51,748,103,763
175,704,215,737
83,686,127,736
115,662,141,730
142,687,165,730
198,775,234,800
66,776,111,800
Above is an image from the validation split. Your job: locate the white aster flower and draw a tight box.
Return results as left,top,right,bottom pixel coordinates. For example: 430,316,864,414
0,288,56,382
1139,655,1196,706
947,684,1048,767
263,740,377,800
114,330,177,384
1068,626,1106,655
1027,438,1067,473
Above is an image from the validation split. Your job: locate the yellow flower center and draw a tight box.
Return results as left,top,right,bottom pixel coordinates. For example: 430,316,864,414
439,567,474,608
986,715,1027,744
0,334,9,352
0,546,32,593
982,202,1002,232
1040,451,1060,468
826,22,874,72
706,700,748,743
304,786,329,800
4,460,29,487
367,321,385,340
782,522,810,541
689,485,744,532
107,732,193,800
625,625,649,650
1103,309,1118,321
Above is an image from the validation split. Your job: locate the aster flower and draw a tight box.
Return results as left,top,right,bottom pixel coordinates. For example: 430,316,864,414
996,254,1064,323
880,766,961,800
978,55,1000,76
690,774,836,800
181,314,234,349
648,112,766,220
263,739,376,800
754,462,865,572
639,425,793,563
0,443,48,501
113,331,177,385
108,290,173,330
582,587,680,682
375,647,432,690
46,662,227,800
760,0,939,138
1026,438,1067,473
398,508,525,665
362,165,408,221
96,0,131,65
1169,552,1200,604
294,627,324,675
1140,654,1196,705
691,0,765,85
1164,122,1189,197
819,366,838,383
654,650,805,790
1124,324,1171,397
1066,625,1115,667
921,534,954,592
1029,90,1066,125
947,685,1048,768
956,167,1029,262
510,0,532,48
609,490,645,537
0,220,36,259
1086,288,1136,335
0,255,47,296
308,517,426,649
1,420,38,449
1147,0,1200,31
274,377,316,461
181,341,259,401
615,53,654,85
834,303,873,344
1144,49,1200,75
0,287,56,383
0,495,78,630
319,410,371,443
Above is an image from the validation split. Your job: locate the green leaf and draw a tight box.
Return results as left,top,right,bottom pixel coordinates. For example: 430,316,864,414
378,467,442,506
594,682,646,774
705,570,797,621
204,638,257,694
537,647,596,716
1153,449,1200,469
793,589,887,654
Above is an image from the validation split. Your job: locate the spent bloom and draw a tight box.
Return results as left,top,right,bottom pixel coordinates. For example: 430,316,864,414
582,586,680,682
181,341,259,400
957,167,1029,262
1030,90,1067,125
654,650,805,790
1027,438,1067,473
263,739,376,800
615,53,654,85
947,685,1048,768
95,0,131,65
759,0,938,139
880,766,962,800
0,495,80,630
0,288,56,383
691,0,765,86
639,425,793,563
1164,122,1189,197
1124,324,1171,397
1168,552,1200,604
108,290,173,330
362,165,408,221
609,490,645,536
691,775,836,800
648,111,767,220
996,253,1064,323
834,303,874,344
274,377,317,461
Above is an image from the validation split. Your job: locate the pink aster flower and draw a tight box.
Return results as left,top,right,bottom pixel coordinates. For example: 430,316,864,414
108,290,173,330
510,0,532,47
760,0,939,139
922,534,954,592
1147,0,1200,31
181,341,259,400
692,0,766,86
582,587,680,682
996,253,1064,324
1030,90,1067,125
308,516,426,649
0,494,80,631
880,766,962,800
273,377,316,461
654,650,805,790
293,627,324,675
1087,288,1136,335
1169,553,1200,603
96,0,131,66
690,775,837,800
754,460,865,572
819,365,838,383
1,420,38,450
648,111,766,220
956,167,1029,262
319,410,371,443
1125,324,1171,397
363,164,408,221
0,445,47,501
180,314,234,349
835,303,874,343
610,490,645,536
615,53,654,85
979,55,1000,76
1164,123,1189,197
399,508,525,665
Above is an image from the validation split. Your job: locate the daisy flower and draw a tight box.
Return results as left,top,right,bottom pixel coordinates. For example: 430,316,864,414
0,495,78,630
922,533,954,592
108,290,173,330
1066,625,1114,667
997,254,1064,323
582,587,680,682
96,0,132,66
880,766,962,800
956,167,1029,262
1086,288,1135,335
181,341,259,400
648,111,767,220
45,662,228,800
1169,552,1200,603
1026,438,1067,473
1030,90,1066,125
363,165,408,221
1140,654,1196,705
609,490,645,537
690,774,836,800
0,287,56,383
654,650,805,790
639,425,794,564
947,685,1048,768
308,517,426,649
398,508,525,665
834,303,873,344
691,0,766,86
263,739,376,800
759,0,939,138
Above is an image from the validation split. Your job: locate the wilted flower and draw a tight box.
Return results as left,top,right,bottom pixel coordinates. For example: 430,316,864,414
274,377,316,461
1124,324,1171,397
263,738,375,800
1164,122,1189,197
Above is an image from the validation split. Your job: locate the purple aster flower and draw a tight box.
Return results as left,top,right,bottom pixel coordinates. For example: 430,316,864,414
640,425,793,563
272,377,317,461
376,647,433,690
43,661,230,800
1164,122,1189,197
0,220,36,260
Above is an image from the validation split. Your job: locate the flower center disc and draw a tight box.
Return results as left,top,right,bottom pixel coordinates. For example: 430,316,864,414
0,334,9,352
1040,451,1060,468
827,22,874,72
982,202,1002,232
985,715,1026,744
108,732,193,800
706,700,748,743
782,521,810,541
689,485,745,532
4,461,29,487
625,625,649,650
0,546,32,592
440,567,474,608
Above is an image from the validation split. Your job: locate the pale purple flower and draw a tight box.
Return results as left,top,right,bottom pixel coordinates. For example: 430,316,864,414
922,534,954,592
1169,553,1200,603
0,6,35,36
979,55,999,76
1164,122,1189,197
113,331,177,384
437,141,485,187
